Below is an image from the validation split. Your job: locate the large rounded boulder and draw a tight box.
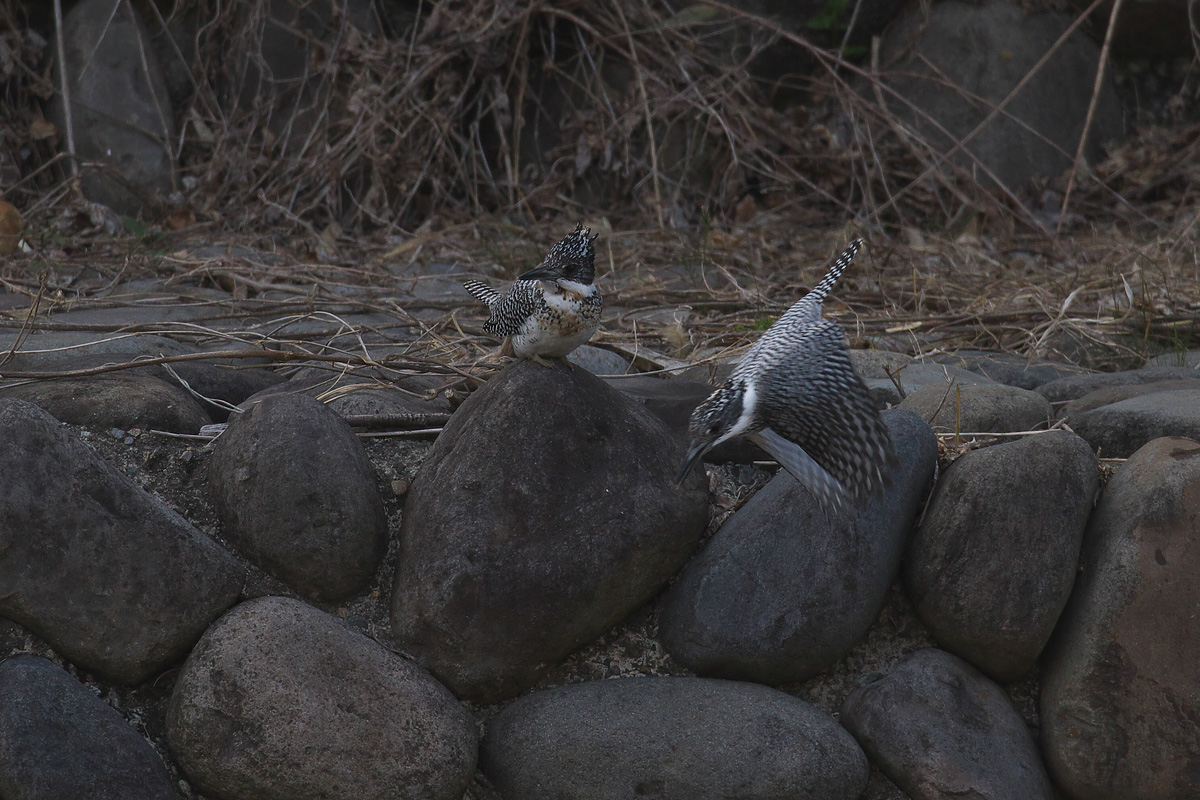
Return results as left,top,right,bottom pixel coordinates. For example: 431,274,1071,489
0,399,244,685
659,409,937,684
904,430,1098,681
1040,436,1200,800
166,596,477,800
391,360,709,703
205,393,387,602
482,676,868,800
842,648,1056,800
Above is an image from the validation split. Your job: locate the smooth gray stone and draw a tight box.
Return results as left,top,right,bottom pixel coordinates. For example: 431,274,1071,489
244,370,451,417
567,344,631,375
392,359,709,703
0,373,212,433
905,431,1098,680
1041,436,1200,800
842,648,1056,800
0,656,179,800
0,332,195,372
168,597,476,800
898,382,1052,434
1146,349,1200,369
849,349,916,379
659,409,937,684
1059,379,1200,419
931,350,1085,389
482,677,868,800
605,374,765,463
0,400,244,684
866,0,1122,189
865,362,997,408
1035,365,1200,404
0,331,283,420
47,0,176,215
206,394,387,602
1069,389,1200,458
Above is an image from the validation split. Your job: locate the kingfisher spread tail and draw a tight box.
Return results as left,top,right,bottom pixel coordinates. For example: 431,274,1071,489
676,239,896,510
463,224,602,362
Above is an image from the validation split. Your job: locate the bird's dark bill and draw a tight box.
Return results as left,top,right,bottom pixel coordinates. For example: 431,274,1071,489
517,264,558,282
675,442,708,485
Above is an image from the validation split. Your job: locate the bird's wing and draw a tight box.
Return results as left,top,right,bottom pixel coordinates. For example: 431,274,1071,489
480,280,542,337
756,318,896,502
463,280,500,306
733,239,863,382
746,427,849,510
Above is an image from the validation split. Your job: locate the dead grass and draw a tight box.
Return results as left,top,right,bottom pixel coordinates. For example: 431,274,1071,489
0,0,1196,376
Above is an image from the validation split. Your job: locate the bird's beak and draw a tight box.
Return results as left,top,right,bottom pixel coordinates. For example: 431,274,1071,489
517,264,558,282
675,441,709,485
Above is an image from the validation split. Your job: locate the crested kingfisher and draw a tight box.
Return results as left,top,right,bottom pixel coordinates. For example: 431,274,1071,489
463,224,602,364
676,239,896,509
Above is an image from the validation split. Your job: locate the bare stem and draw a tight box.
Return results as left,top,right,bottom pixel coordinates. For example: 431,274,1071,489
1058,0,1125,234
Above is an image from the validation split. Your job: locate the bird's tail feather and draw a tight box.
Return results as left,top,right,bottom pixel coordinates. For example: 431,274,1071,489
805,238,863,306
463,279,499,307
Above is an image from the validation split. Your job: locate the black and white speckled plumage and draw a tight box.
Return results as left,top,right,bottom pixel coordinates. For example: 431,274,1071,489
679,239,896,510
463,224,602,359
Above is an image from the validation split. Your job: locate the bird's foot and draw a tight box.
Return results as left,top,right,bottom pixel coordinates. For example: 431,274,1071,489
529,354,558,368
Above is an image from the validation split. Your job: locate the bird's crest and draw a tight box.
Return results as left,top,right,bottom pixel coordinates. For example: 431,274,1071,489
534,223,598,284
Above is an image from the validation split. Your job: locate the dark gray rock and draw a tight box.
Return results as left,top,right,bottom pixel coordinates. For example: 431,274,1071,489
1075,0,1198,58
206,394,387,602
898,382,1052,434
1035,365,1200,404
842,648,1056,800
1041,436,1200,800
1146,349,1200,368
905,431,1098,681
850,351,918,407
864,362,996,408
229,0,381,149
0,330,282,419
729,0,903,78
1060,379,1200,418
605,374,765,463
165,350,285,420
245,369,452,418
1069,390,1200,458
48,0,176,215
867,0,1123,190
0,655,178,800
0,400,244,684
931,350,1085,389
0,331,195,371
391,359,709,703
676,360,736,385
659,409,937,684
167,596,476,800
849,349,916,379
566,344,631,375
0,373,212,433
482,676,868,800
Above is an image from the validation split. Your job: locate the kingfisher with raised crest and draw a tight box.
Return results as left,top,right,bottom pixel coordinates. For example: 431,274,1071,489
676,238,897,510
463,224,602,365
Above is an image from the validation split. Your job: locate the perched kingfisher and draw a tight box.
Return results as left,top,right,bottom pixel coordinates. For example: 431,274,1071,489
676,239,896,509
463,224,602,364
